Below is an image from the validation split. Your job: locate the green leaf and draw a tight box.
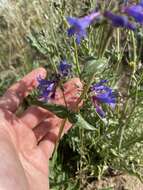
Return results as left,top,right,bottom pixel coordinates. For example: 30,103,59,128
74,114,96,130
81,56,107,78
27,33,47,55
32,101,96,130
38,103,70,118
32,101,76,121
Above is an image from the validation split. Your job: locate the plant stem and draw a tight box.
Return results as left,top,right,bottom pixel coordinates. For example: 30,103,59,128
131,31,137,63
73,39,81,76
118,75,132,150
99,26,114,58
52,83,68,159
117,28,120,61
118,31,138,150
76,73,95,106
52,118,67,159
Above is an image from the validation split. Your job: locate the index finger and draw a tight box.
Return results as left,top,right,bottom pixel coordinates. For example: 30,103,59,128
0,67,46,112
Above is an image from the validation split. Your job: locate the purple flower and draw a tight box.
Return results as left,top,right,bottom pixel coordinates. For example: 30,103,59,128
58,60,72,77
92,98,106,118
91,80,116,117
37,60,72,102
140,0,143,7
67,11,100,44
124,2,143,24
37,76,56,101
104,11,136,30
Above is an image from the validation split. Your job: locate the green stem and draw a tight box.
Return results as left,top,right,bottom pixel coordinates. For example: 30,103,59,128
99,27,114,58
118,124,125,151
118,75,133,151
73,39,81,76
50,57,58,74
112,32,129,86
118,32,138,149
97,25,104,57
76,73,95,106
117,28,120,61
51,82,68,159
138,26,143,62
79,124,84,188
131,31,137,63
52,118,67,159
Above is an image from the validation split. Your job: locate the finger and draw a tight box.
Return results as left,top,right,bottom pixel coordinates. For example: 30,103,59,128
0,68,46,112
19,78,82,130
19,106,53,129
51,78,83,111
33,115,71,142
38,119,71,159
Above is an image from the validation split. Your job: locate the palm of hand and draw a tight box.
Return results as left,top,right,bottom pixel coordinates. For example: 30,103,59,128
0,68,82,190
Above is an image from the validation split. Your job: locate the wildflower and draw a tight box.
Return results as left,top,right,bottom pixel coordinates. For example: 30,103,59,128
37,60,72,102
67,11,100,44
58,60,72,77
92,97,106,118
91,80,116,117
104,11,136,30
37,76,56,101
124,1,143,24
140,0,143,7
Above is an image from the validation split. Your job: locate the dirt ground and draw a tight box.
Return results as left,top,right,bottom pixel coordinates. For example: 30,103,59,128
86,174,143,190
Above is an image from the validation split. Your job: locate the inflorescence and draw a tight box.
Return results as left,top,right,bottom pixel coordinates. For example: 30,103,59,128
37,60,71,101
37,0,143,117
67,0,143,44
91,80,116,118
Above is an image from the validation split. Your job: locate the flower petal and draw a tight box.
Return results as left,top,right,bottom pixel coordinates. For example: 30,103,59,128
67,27,76,37
96,105,106,118
67,17,79,26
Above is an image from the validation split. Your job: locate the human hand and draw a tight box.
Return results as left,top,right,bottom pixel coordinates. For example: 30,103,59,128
0,68,82,190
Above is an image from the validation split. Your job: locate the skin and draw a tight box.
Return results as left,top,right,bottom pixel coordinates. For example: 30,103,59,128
0,68,82,190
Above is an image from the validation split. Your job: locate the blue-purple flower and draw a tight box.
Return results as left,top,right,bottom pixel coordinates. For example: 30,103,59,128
104,11,136,30
140,0,143,7
91,80,116,117
58,60,72,77
37,60,72,102
37,76,56,101
67,11,100,44
124,1,143,24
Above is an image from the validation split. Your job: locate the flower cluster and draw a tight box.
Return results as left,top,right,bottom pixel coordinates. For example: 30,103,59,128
91,80,116,118
37,60,71,101
124,1,143,24
58,60,72,77
37,76,56,102
67,0,143,45
67,12,101,44
37,0,143,117
104,0,143,31
104,11,136,30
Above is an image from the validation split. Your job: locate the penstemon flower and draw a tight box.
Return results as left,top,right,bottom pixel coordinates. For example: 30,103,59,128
124,1,143,24
104,11,136,30
58,60,72,77
67,11,100,44
37,60,72,102
37,76,56,101
91,80,116,117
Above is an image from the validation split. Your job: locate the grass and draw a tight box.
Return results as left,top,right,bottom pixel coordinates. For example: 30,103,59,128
1,0,143,189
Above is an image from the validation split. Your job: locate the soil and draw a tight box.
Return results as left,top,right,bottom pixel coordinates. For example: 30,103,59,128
85,174,143,190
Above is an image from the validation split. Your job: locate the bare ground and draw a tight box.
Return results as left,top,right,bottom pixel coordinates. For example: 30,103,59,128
85,175,143,190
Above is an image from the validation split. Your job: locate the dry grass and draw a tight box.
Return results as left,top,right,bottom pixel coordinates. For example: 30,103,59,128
0,0,91,94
